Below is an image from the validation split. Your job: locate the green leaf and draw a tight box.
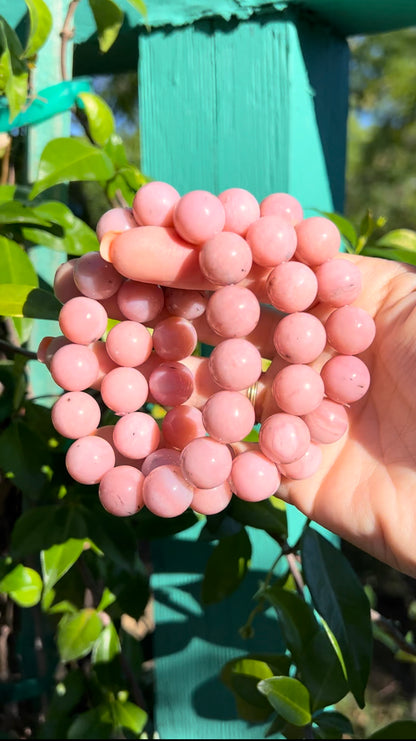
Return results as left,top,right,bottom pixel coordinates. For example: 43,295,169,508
0,283,61,319
312,710,354,739
301,528,372,708
91,621,121,664
0,18,29,121
23,200,99,255
125,0,148,20
221,656,287,723
368,720,416,739
0,563,42,606
22,0,53,59
10,504,93,559
88,0,124,53
57,608,103,662
67,708,113,739
0,418,52,497
103,133,129,167
229,496,288,538
0,184,16,202
29,138,115,199
110,698,148,734
41,538,99,604
0,235,38,286
258,676,312,727
77,92,115,147
201,527,251,604
0,199,53,226
321,211,358,251
361,245,416,266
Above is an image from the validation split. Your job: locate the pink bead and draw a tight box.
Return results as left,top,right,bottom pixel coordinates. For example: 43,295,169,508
272,364,325,416
132,181,180,227
141,447,182,476
164,287,208,320
206,285,260,337
273,312,327,364
50,343,99,391
73,251,123,300
245,215,297,267
202,390,256,443
325,306,376,355
278,442,322,480
98,465,145,516
173,190,226,244
65,435,115,485
105,321,153,367
259,412,311,464
260,192,304,225
230,450,281,501
142,464,194,518
302,398,349,444
161,405,206,450
294,217,341,266
208,338,263,390
198,232,253,285
315,258,362,307
180,437,233,489
51,391,101,439
93,425,143,468
320,355,371,404
58,296,108,345
218,187,260,236
266,261,318,313
152,316,198,361
192,480,233,515
96,207,138,241
113,411,161,459
148,361,194,407
54,259,82,303
117,280,165,323
100,366,149,414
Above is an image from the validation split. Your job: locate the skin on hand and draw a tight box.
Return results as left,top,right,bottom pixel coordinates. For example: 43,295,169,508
104,225,416,578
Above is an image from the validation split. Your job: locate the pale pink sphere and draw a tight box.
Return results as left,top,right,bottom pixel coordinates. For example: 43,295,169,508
266,260,318,313
132,181,180,227
191,481,233,515
206,285,261,338
208,338,263,390
142,464,194,518
73,251,123,300
278,442,322,480
58,296,108,345
245,215,297,267
50,343,99,391
51,391,101,439
180,437,233,489
294,216,341,266
198,231,253,285
117,280,165,323
164,287,208,320
315,258,362,307
148,361,194,407
162,405,206,450
105,321,153,367
273,312,327,364
98,465,145,516
113,411,161,459
93,424,144,468
54,259,82,303
325,306,376,355
218,187,260,236
259,412,311,464
141,447,182,476
260,192,304,225
230,450,281,501
320,355,371,404
173,190,226,244
202,391,255,443
65,435,115,485
272,364,325,416
41,335,71,367
302,398,349,444
100,366,149,414
152,316,198,361
96,207,138,241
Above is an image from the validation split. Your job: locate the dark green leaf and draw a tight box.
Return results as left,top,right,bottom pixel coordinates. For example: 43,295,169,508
312,709,354,739
201,527,251,604
301,528,372,708
368,720,416,739
29,138,115,199
23,200,99,254
258,676,311,727
11,504,92,559
88,0,124,53
132,506,198,539
321,211,358,250
0,563,42,606
57,608,103,662
22,0,53,59
0,283,61,319
0,418,52,497
228,496,288,538
68,708,113,739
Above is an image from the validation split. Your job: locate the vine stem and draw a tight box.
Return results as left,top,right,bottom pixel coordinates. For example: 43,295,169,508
0,338,37,360
60,0,81,81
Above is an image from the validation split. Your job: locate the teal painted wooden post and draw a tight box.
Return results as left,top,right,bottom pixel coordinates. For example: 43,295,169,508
138,7,347,738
